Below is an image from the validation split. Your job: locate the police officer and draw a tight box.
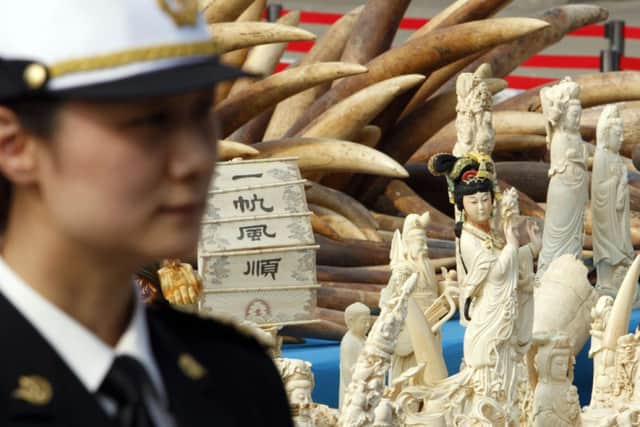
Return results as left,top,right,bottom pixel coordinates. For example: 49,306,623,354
0,1,293,426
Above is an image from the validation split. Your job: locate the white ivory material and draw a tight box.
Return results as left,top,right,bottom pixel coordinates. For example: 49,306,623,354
339,303,371,409
339,273,418,427
581,256,640,426
452,70,494,158
383,213,440,381
592,105,635,296
533,254,599,355
392,189,536,426
536,77,589,281
275,358,339,427
530,331,581,426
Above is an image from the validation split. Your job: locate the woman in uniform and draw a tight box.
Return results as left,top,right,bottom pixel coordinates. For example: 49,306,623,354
0,1,292,426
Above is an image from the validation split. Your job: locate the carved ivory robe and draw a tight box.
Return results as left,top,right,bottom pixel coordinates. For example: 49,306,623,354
459,223,533,403
339,331,365,408
592,145,634,281
384,256,438,381
536,132,589,281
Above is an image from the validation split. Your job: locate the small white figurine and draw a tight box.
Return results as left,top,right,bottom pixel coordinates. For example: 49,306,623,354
275,358,338,427
530,331,581,427
536,77,589,281
340,273,418,427
340,302,371,409
592,104,635,297
452,69,494,158
384,212,439,381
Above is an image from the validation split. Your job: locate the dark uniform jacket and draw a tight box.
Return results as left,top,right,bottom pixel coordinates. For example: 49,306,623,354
0,294,294,427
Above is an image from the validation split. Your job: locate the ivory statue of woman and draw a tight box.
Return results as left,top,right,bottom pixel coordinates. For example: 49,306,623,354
592,105,634,296
536,77,589,281
457,183,538,411
415,154,540,424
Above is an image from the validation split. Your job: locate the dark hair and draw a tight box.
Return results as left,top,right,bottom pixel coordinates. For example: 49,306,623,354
429,153,494,238
453,176,494,238
453,176,494,212
0,97,61,233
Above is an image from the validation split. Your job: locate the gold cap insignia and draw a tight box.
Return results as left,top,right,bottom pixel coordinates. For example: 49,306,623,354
157,0,199,27
178,353,207,380
12,375,53,406
23,63,48,90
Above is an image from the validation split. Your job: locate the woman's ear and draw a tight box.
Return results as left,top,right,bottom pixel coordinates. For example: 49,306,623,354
0,106,38,185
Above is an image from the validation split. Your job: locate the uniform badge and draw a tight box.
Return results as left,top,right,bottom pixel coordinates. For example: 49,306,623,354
178,353,207,380
157,0,199,27
12,375,53,406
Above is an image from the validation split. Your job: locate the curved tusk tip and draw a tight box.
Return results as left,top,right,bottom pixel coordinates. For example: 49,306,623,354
294,28,317,41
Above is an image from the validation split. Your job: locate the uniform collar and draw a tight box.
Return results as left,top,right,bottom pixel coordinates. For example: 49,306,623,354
0,256,166,401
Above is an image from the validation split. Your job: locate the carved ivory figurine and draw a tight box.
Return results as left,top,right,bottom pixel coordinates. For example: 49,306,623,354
582,256,640,426
536,77,589,281
275,358,338,427
529,331,581,427
340,302,371,408
384,212,439,381
592,104,635,297
452,70,494,158
339,273,418,427
391,154,540,425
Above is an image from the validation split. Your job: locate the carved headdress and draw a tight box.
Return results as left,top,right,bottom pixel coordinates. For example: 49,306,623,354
428,151,498,206
532,331,575,385
540,77,581,145
275,358,315,393
402,212,430,248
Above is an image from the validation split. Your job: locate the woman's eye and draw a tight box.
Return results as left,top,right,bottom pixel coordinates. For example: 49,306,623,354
192,102,212,121
123,111,169,129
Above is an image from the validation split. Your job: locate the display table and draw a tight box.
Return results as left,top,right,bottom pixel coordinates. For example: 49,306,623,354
282,309,640,409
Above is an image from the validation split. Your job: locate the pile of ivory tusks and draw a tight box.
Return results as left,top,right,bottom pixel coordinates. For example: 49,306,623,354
200,0,640,341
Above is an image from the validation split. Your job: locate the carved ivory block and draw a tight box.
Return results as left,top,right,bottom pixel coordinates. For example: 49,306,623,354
204,180,308,220
199,287,318,325
211,157,301,190
199,212,315,252
198,245,318,289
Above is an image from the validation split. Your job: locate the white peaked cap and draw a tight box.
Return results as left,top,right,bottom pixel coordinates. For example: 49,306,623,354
0,0,245,100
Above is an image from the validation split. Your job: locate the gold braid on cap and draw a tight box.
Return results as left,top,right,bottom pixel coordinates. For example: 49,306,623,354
49,40,221,79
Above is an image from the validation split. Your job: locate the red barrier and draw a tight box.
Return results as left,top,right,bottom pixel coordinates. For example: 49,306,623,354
504,75,555,89
269,9,640,40
265,9,640,89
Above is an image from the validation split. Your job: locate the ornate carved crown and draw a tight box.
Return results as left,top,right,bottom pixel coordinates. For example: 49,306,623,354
427,151,498,204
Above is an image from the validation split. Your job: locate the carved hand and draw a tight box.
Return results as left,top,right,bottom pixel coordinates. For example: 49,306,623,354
504,219,520,247
526,219,542,256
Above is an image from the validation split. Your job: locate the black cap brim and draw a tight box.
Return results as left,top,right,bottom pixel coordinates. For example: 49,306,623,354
51,56,250,100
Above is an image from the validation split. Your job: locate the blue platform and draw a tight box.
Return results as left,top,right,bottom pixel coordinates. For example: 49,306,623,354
282,309,640,409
